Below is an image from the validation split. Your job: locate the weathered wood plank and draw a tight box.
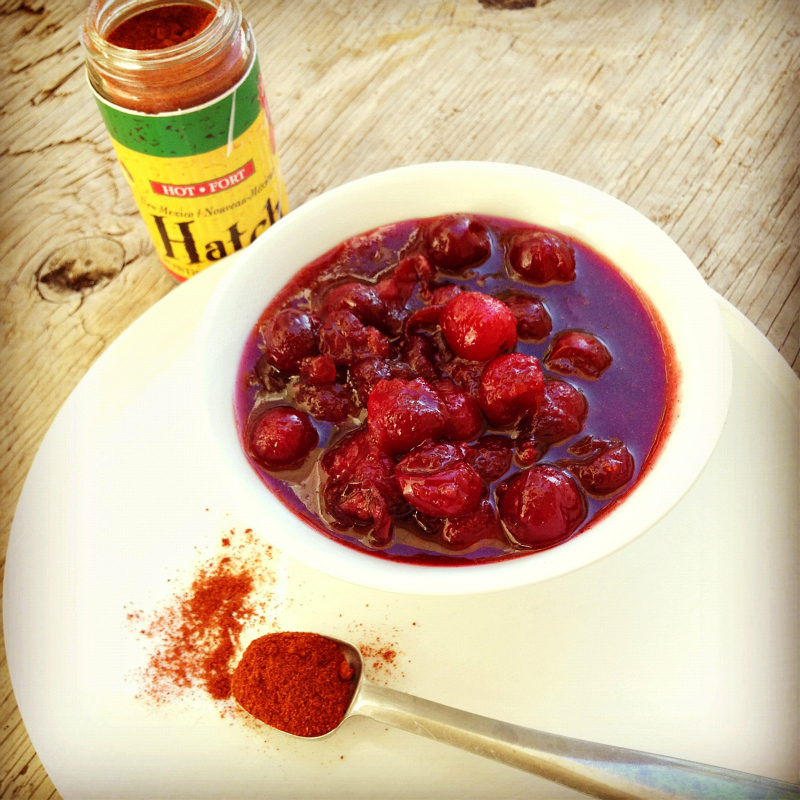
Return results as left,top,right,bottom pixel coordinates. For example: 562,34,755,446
1,0,797,796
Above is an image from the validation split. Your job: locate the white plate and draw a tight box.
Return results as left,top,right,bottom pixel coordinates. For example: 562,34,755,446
4,261,798,799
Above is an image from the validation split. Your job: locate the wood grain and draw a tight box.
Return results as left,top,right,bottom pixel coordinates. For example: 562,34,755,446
1,0,798,796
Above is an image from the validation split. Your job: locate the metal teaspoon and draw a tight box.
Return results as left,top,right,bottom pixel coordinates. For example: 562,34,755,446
241,635,800,800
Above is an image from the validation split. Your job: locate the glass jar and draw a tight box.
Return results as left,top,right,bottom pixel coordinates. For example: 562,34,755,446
81,0,289,281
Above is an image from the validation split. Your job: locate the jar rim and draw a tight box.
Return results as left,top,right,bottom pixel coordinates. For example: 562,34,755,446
81,0,242,71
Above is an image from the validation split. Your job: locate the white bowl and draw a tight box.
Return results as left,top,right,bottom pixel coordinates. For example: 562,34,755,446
194,162,732,595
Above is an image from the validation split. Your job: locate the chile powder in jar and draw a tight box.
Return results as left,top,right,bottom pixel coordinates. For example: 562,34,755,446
232,632,356,737
106,5,215,50
82,0,290,281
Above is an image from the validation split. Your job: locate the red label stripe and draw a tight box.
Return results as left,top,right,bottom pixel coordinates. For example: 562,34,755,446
150,160,255,198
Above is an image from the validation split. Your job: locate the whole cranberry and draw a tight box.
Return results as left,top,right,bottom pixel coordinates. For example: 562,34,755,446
367,378,447,456
463,434,514,482
433,379,484,442
565,436,635,496
515,434,546,467
299,355,337,386
248,406,318,470
395,443,485,518
497,464,586,550
404,304,445,335
294,383,357,424
318,309,394,366
425,214,492,273
319,281,387,330
330,232,391,280
430,284,463,305
322,429,407,544
516,379,588,464
325,473,400,545
534,379,588,442
440,500,503,550
375,254,434,309
442,359,484,400
401,334,441,383
321,428,374,482
503,294,552,341
253,353,287,394
544,330,612,379
260,309,321,374
507,230,575,285
440,291,518,361
478,353,545,428
348,357,415,406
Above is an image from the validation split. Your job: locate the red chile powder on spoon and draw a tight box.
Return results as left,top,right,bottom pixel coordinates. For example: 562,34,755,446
232,632,356,737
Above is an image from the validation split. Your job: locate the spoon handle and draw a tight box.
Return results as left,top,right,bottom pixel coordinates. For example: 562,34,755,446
354,682,799,800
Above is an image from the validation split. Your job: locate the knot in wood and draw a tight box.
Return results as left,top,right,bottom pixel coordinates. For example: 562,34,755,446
36,237,125,303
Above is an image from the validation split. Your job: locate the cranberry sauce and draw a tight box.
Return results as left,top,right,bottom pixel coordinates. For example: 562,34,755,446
234,215,675,565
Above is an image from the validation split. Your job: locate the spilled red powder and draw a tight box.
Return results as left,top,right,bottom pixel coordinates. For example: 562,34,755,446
155,564,251,699
360,643,397,673
128,527,277,704
346,623,403,682
126,525,413,720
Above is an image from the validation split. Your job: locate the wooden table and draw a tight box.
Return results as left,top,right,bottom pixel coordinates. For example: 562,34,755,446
1,0,797,796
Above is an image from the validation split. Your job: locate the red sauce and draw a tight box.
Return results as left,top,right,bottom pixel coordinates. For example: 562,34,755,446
234,215,678,565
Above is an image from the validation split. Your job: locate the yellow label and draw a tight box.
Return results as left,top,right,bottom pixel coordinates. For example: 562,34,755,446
110,108,288,280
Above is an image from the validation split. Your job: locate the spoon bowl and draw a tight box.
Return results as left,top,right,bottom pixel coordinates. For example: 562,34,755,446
238,634,799,800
